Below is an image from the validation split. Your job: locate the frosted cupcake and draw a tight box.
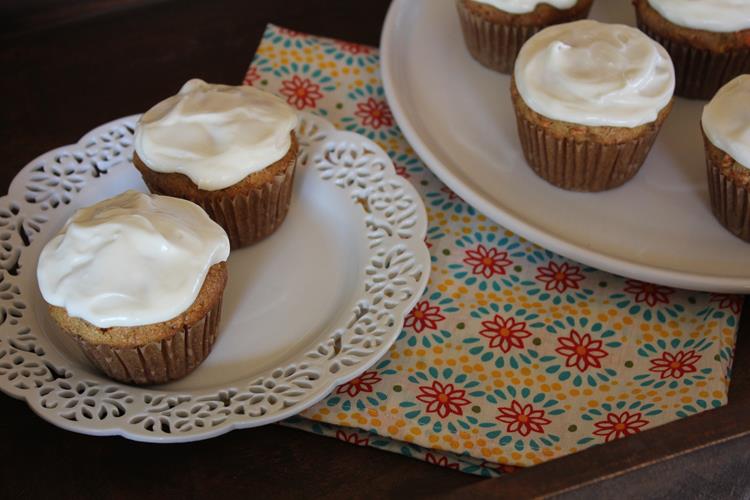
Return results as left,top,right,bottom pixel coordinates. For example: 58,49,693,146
455,0,594,73
511,20,675,191
37,191,230,385
634,0,750,100
702,75,750,241
134,79,299,249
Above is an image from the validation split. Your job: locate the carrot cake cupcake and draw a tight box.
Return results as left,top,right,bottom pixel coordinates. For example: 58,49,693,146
455,0,594,73
134,79,299,249
511,20,675,191
702,75,750,241
633,0,750,100
37,190,231,385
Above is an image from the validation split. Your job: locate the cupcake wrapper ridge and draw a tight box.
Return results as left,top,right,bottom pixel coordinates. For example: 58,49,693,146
636,18,750,100
74,296,224,385
456,1,539,74
706,155,750,242
144,159,297,250
512,105,664,192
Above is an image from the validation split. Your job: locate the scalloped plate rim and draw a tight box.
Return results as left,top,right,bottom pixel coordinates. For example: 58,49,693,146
0,111,430,442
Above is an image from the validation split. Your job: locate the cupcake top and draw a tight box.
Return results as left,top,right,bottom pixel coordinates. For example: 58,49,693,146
514,20,675,128
647,0,750,33
135,79,298,191
37,191,230,328
702,75,750,168
471,0,577,14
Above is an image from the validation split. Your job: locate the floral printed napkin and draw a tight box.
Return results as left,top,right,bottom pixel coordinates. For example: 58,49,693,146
245,25,743,477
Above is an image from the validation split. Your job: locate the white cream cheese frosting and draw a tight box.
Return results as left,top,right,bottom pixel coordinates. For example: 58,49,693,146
37,191,230,328
514,20,675,128
647,0,750,33
702,75,750,168
471,0,577,14
135,79,298,191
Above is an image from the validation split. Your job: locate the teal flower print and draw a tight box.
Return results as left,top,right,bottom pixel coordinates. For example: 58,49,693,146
577,400,662,446
400,367,485,435
424,186,476,215
464,302,544,370
482,385,564,453
540,317,621,388
609,280,685,322
322,358,396,412
321,38,379,68
398,290,459,348
449,231,526,291
634,337,714,390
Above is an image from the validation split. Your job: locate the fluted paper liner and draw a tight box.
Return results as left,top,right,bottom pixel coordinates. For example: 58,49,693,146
705,147,750,243
636,17,750,100
73,296,224,385
511,93,666,192
456,0,539,74
144,159,297,250
455,0,592,74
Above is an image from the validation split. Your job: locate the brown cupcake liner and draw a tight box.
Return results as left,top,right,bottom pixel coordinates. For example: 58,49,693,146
73,296,224,385
636,18,750,100
456,0,540,73
512,104,664,192
145,159,297,250
705,152,750,242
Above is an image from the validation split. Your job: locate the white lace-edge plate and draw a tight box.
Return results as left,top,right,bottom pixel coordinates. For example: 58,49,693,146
381,0,749,293
0,112,429,442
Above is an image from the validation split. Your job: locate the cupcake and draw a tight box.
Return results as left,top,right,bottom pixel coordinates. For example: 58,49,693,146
633,0,750,100
134,79,299,249
37,190,230,385
702,75,750,242
511,20,675,191
455,0,593,73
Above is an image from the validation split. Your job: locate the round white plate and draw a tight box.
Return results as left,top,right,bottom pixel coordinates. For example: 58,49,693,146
0,112,429,442
381,0,749,293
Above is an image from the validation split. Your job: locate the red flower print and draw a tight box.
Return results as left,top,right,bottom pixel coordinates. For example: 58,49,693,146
480,461,519,474
555,329,608,372
496,400,551,437
394,164,410,179
463,244,512,279
416,381,471,418
404,300,445,333
277,27,303,37
425,453,460,470
336,430,370,446
243,66,260,86
624,279,674,307
710,293,743,315
335,370,382,397
337,41,372,55
355,97,393,129
593,411,649,442
535,262,584,293
440,186,460,201
479,314,532,353
279,75,324,110
649,350,701,379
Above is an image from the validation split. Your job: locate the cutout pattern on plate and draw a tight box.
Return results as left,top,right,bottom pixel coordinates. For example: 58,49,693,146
0,112,429,441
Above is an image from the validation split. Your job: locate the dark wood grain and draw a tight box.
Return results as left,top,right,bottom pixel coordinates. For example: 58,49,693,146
0,1,748,497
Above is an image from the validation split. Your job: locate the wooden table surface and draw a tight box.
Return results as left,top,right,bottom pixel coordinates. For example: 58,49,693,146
1,1,748,497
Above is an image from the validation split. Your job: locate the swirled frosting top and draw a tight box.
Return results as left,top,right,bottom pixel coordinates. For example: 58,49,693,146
135,79,298,191
647,0,750,33
514,20,675,127
471,0,577,14
37,191,230,328
702,75,750,168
